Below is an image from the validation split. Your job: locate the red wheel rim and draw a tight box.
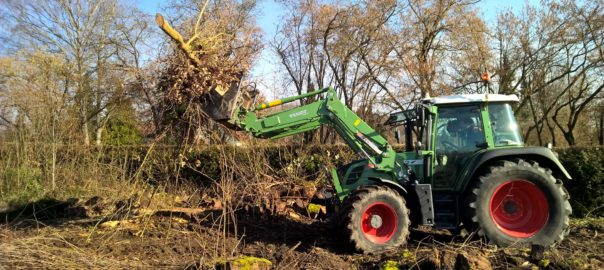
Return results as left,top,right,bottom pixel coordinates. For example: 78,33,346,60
489,179,549,238
361,202,398,243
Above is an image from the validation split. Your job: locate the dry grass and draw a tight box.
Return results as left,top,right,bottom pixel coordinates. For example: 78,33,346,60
0,141,304,269
0,227,151,269
2,143,603,269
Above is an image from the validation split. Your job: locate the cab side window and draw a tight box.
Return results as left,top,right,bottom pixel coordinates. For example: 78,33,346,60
488,103,523,146
433,105,485,187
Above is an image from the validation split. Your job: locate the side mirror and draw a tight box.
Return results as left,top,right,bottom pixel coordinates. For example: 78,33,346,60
415,141,423,154
416,105,425,126
394,128,401,144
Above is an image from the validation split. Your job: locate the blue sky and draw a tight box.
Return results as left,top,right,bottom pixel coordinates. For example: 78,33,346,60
136,0,538,98
136,0,538,35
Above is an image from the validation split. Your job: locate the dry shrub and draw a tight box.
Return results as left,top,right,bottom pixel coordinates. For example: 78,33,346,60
0,143,175,209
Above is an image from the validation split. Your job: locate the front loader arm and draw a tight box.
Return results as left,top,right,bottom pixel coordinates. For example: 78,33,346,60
229,88,397,172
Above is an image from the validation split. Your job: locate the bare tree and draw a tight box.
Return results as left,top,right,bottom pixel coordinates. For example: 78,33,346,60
389,0,487,98
3,0,148,145
492,0,604,146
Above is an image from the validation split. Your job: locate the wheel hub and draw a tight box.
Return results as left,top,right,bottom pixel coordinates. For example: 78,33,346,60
503,201,517,214
370,214,383,229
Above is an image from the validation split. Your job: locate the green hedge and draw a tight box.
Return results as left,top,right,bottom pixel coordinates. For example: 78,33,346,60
556,147,604,217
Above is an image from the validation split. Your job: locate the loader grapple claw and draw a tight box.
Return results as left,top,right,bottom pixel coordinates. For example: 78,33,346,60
201,81,242,121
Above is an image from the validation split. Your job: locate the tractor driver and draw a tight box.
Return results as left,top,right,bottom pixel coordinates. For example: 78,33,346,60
445,116,483,151
459,117,484,150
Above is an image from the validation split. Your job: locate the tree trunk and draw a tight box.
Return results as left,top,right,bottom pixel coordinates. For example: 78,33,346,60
563,132,575,146
51,112,57,190
82,116,90,145
95,126,103,146
546,117,557,147
599,110,603,145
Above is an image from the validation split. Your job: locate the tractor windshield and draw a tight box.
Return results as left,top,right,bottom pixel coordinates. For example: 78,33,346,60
488,103,523,146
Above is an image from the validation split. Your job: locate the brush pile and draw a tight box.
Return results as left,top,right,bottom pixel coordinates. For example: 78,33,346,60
153,1,262,142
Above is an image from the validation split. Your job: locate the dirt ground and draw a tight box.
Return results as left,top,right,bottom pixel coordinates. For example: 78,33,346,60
1,195,603,270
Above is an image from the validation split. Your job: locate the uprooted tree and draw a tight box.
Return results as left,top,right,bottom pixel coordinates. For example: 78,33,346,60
153,0,262,144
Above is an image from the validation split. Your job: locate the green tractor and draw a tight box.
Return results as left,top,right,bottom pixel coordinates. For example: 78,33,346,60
204,86,572,253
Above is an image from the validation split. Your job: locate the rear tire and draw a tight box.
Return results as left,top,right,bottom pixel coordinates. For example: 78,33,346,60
466,159,571,247
338,185,410,253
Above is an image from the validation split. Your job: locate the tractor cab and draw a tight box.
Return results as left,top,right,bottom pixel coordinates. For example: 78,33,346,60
424,94,522,189
386,93,523,189
386,94,529,229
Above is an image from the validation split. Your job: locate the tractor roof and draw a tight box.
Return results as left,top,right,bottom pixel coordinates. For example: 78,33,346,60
424,94,519,105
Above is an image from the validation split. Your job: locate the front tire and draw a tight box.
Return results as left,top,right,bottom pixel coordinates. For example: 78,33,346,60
466,160,572,247
338,185,410,253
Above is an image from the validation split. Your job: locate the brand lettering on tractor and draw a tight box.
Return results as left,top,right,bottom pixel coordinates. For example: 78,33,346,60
289,110,307,118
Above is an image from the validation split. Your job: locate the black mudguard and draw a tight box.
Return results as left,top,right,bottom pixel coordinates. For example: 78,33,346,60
456,146,572,193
